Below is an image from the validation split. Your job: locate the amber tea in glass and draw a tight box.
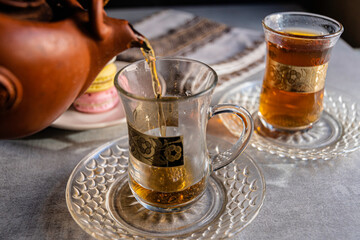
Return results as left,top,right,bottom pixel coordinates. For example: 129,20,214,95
115,58,253,212
258,12,343,131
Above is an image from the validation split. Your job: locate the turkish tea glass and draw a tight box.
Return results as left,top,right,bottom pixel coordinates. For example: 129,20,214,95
115,57,253,212
258,12,343,132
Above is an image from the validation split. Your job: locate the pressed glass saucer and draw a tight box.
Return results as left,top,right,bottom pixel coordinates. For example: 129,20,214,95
219,80,360,160
66,135,265,239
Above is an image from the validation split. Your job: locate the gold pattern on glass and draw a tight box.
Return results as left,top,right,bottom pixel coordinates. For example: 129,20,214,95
128,124,184,167
266,59,328,93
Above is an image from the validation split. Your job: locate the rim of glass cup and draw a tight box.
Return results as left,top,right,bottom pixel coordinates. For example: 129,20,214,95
262,11,344,40
114,57,218,102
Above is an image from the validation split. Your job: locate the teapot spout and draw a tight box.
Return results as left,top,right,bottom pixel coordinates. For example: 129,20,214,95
86,0,141,56
110,19,141,56
77,16,141,95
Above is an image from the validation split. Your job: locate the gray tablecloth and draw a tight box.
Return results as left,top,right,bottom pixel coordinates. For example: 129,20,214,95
1,4,360,240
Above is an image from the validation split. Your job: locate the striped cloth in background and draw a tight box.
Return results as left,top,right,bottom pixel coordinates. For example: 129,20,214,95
117,9,266,92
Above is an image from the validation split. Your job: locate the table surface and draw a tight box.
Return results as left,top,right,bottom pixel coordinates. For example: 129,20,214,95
1,4,360,240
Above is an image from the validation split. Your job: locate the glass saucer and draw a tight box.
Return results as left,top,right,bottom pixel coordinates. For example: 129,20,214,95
66,135,265,239
219,80,360,160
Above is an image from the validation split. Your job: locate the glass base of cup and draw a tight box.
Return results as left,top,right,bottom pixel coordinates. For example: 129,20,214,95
129,196,192,213
128,183,206,213
256,112,317,134
253,111,343,149
107,174,226,236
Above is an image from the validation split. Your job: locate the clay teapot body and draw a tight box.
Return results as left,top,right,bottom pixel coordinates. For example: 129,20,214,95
0,0,138,139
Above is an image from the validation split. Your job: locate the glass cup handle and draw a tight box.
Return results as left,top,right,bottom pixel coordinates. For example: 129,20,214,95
208,104,254,171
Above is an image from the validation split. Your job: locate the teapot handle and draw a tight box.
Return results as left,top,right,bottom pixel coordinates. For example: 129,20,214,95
0,67,22,113
89,0,110,40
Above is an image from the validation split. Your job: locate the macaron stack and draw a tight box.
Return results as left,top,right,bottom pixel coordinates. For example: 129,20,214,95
73,61,119,113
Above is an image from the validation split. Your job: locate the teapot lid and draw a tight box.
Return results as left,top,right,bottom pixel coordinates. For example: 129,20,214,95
0,0,45,8
0,0,52,21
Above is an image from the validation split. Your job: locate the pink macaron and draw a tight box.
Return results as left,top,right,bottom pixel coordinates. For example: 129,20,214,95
73,86,120,113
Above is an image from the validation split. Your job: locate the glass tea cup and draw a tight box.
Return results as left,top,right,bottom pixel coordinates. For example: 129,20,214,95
258,12,343,132
115,57,253,212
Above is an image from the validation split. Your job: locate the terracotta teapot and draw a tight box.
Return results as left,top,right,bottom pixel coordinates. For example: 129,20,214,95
0,0,140,139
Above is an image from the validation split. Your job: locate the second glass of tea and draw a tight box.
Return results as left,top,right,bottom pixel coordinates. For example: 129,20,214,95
258,12,343,133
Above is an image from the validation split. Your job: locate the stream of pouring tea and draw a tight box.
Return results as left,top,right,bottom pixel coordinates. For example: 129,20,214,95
136,35,167,137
